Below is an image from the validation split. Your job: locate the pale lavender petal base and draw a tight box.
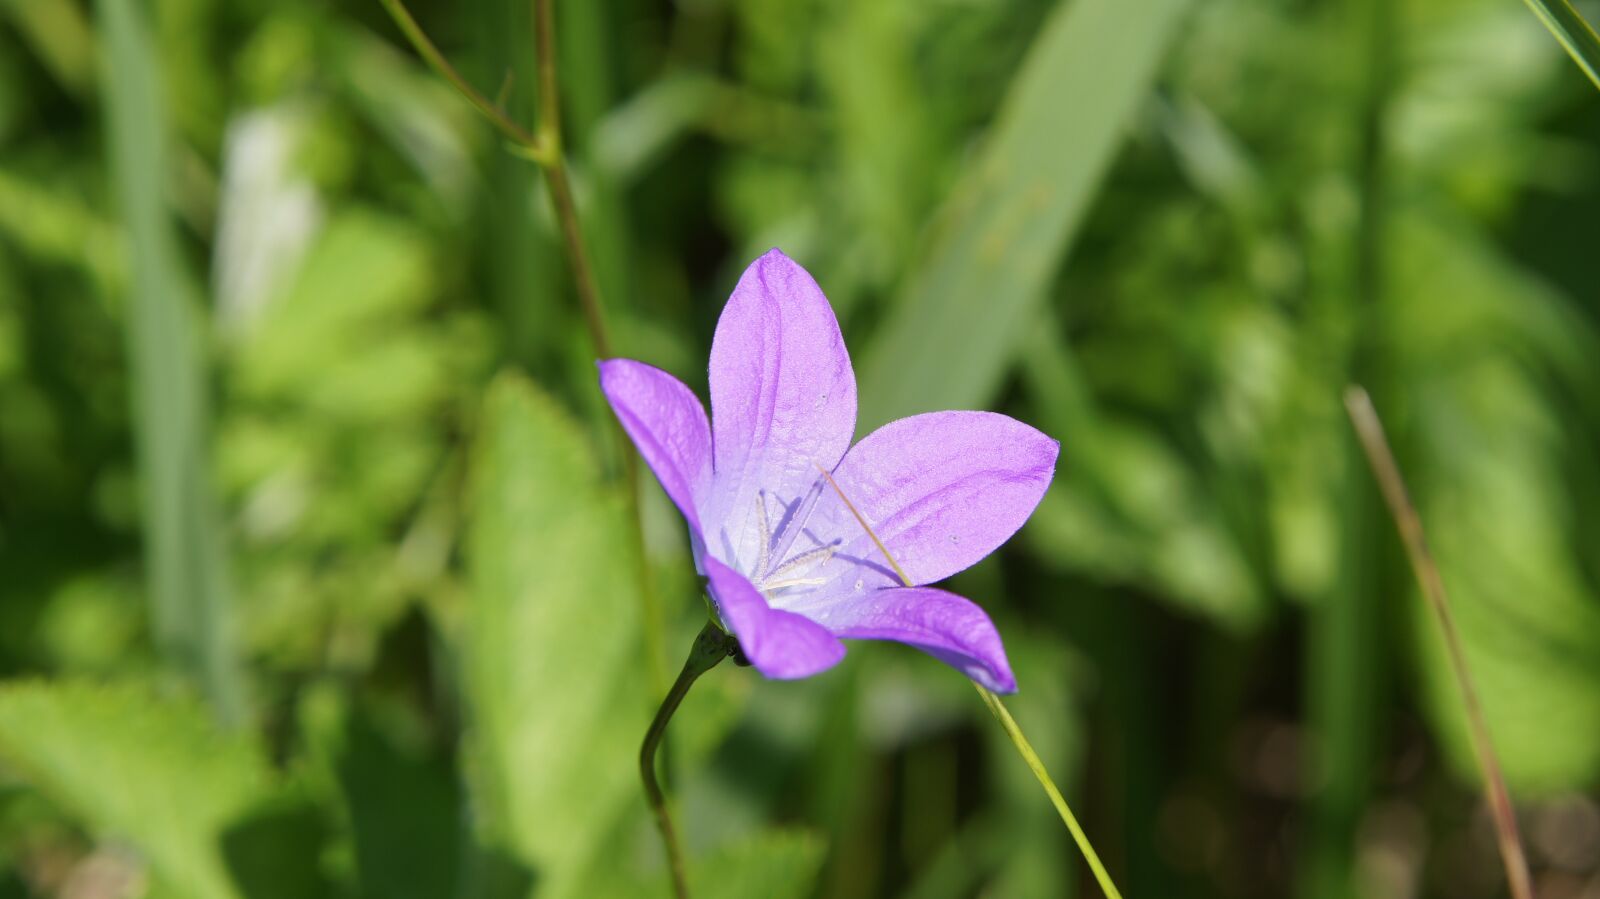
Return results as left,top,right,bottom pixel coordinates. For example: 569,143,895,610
820,586,1016,693
703,555,846,680
598,359,713,532
706,249,857,573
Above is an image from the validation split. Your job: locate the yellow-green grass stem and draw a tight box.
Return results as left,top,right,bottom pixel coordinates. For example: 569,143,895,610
976,685,1123,899
817,463,1123,897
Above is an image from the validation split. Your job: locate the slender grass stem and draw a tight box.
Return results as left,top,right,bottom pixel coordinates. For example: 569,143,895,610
976,686,1123,899
816,466,1122,897
377,0,669,696
1343,386,1535,899
641,622,736,899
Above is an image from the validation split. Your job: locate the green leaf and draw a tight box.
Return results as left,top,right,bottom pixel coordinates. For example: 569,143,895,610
0,0,96,95
1519,0,1600,91
1393,213,1600,793
335,703,462,899
464,373,646,898
857,0,1190,428
231,211,443,418
0,168,122,293
1019,323,1266,630
690,829,826,899
0,680,271,899
583,827,826,899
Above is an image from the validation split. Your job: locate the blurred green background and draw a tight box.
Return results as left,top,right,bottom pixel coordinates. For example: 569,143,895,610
1,0,1599,895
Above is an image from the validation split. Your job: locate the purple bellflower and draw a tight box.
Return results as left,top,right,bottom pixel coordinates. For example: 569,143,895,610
599,250,1057,693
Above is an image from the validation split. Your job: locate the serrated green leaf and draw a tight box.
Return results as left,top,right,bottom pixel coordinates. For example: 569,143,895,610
0,681,271,899
464,373,646,898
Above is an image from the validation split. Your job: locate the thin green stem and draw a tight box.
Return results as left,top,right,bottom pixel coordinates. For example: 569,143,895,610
816,468,1121,895
976,686,1124,899
641,622,736,899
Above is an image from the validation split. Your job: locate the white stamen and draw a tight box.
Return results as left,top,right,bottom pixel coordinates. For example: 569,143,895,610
766,543,835,581
754,493,772,577
761,576,828,591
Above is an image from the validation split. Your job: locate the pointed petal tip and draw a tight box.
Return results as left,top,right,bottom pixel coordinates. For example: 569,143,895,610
951,636,1016,694
976,663,1018,695
748,247,810,282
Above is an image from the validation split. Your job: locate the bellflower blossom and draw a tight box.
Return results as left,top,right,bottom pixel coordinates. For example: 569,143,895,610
599,250,1057,693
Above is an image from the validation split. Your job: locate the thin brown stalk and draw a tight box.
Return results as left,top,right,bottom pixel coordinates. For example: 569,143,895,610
526,0,611,360
1343,385,1534,899
375,0,542,151
378,0,668,693
523,0,665,692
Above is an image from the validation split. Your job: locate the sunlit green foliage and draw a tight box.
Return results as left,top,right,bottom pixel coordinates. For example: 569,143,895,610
0,0,1597,895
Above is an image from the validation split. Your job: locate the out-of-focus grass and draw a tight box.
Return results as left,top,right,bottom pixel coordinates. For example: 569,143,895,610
858,0,1188,429
0,0,1596,896
99,0,243,723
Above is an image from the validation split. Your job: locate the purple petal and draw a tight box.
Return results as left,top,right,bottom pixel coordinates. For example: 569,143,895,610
598,359,712,535
804,411,1058,591
706,249,856,573
821,586,1016,693
703,555,846,680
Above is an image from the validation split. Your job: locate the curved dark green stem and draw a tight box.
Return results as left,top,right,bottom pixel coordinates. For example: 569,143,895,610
641,622,736,899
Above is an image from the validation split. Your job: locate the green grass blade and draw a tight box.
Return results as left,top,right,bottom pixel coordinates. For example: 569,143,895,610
1521,0,1600,91
99,0,243,724
472,0,562,372
857,0,1189,428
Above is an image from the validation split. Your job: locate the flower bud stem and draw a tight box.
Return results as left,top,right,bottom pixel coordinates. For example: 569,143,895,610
640,621,737,899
